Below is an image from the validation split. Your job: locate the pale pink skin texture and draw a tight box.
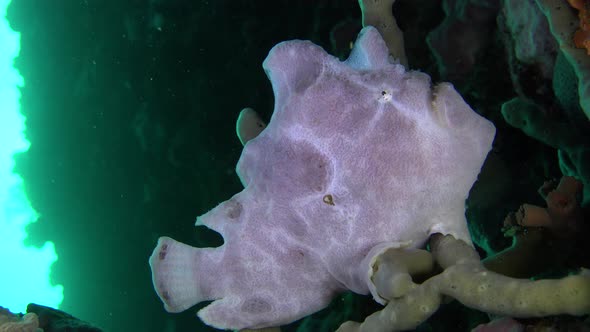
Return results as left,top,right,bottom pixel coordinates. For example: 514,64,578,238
472,317,525,332
149,26,496,330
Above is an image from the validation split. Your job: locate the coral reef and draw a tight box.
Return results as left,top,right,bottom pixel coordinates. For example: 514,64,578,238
484,175,588,278
26,303,103,332
0,306,41,332
427,0,501,82
536,0,590,120
147,0,590,331
0,304,103,332
501,97,590,205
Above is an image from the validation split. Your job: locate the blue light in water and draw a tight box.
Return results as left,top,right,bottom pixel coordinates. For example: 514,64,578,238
0,0,64,313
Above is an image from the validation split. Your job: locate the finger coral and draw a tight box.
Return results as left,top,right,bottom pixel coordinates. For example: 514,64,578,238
337,234,590,332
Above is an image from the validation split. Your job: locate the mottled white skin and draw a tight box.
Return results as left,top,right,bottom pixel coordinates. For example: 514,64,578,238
149,27,495,330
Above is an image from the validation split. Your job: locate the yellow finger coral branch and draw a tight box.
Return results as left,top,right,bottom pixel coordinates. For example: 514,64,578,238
337,234,590,332
358,0,408,67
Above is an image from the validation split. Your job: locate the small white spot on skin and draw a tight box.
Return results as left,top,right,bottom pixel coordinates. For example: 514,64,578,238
379,90,393,103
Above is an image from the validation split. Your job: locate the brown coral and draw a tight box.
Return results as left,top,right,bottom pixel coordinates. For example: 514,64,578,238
568,0,590,54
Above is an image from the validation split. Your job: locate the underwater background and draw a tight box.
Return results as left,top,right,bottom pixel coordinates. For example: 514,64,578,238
1,0,589,331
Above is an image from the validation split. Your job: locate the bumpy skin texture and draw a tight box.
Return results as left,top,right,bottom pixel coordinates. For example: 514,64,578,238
149,27,496,330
